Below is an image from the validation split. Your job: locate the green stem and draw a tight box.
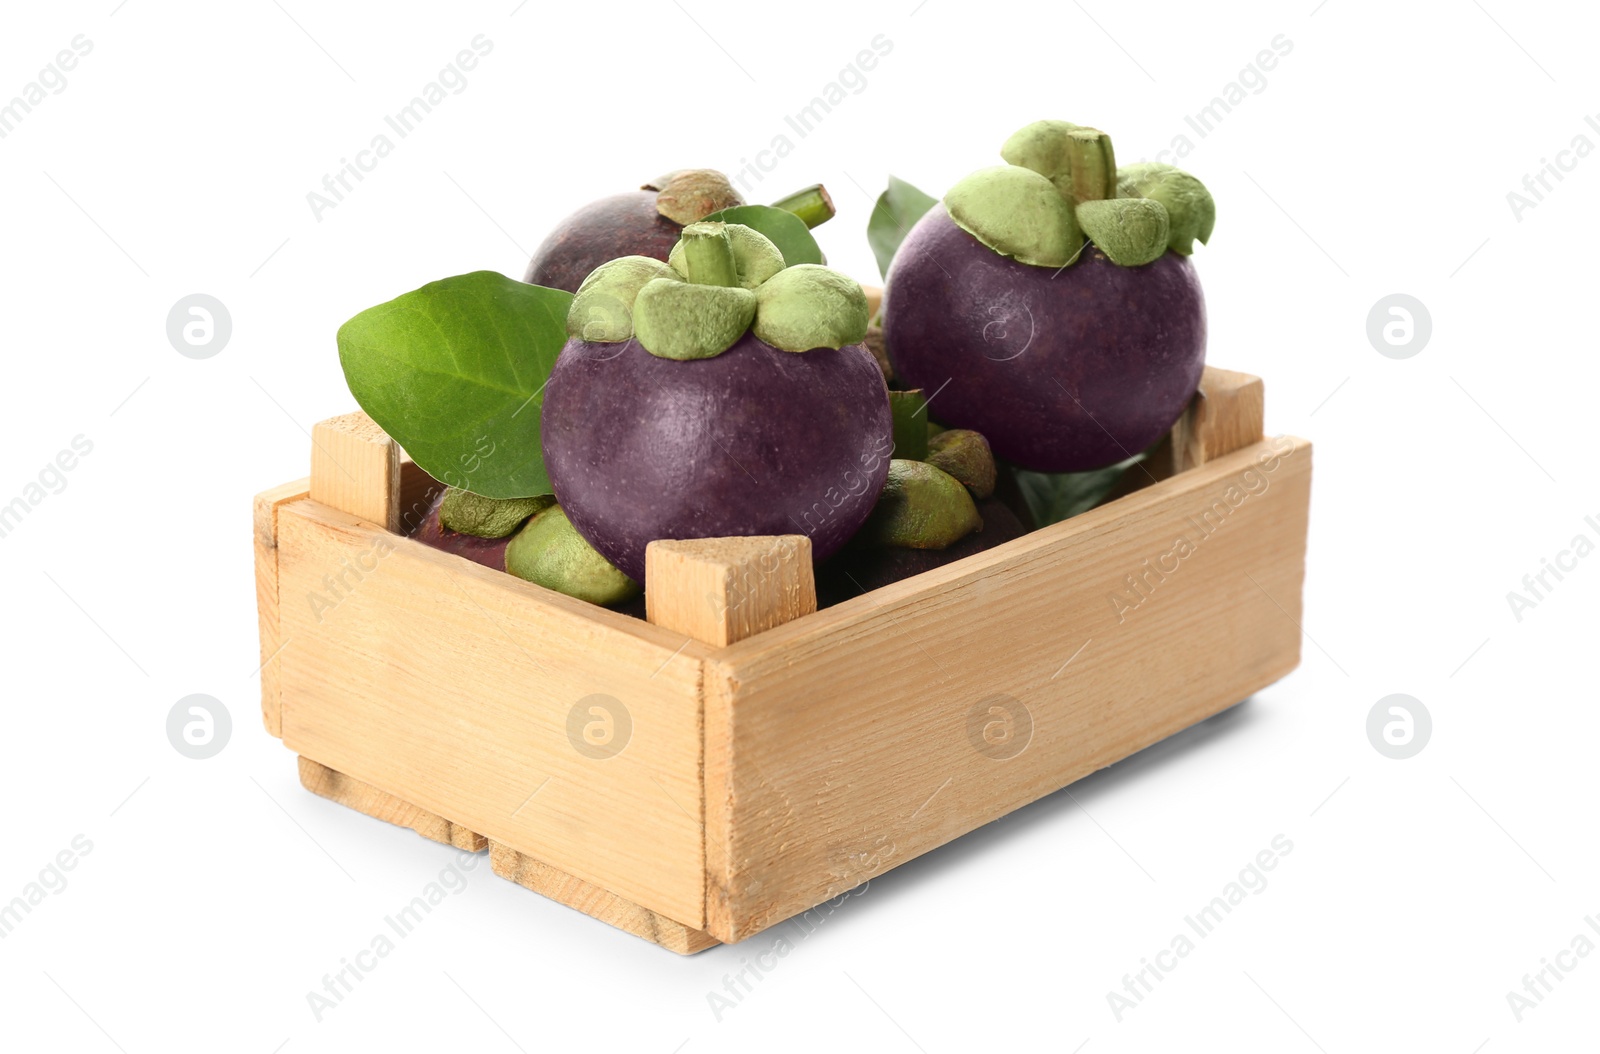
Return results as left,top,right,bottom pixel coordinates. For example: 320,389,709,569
1064,129,1117,204
769,184,837,228
676,222,740,287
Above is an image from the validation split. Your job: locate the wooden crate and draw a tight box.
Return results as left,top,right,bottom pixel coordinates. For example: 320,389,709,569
254,366,1311,953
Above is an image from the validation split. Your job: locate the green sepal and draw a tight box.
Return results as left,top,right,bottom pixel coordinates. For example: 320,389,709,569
567,256,679,342
751,265,869,352
504,505,640,607
857,459,983,550
632,278,757,360
1000,119,1081,194
668,222,785,290
439,489,555,539
1116,162,1216,255
1076,198,1171,267
945,166,1080,269
925,429,996,499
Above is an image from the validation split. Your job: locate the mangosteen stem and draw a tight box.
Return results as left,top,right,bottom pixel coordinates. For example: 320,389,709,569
676,222,741,287
1064,129,1117,205
769,184,837,228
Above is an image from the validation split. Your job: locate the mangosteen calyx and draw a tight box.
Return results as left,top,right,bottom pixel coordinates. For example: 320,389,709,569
565,221,869,361
946,120,1217,269
642,172,839,231
643,169,746,226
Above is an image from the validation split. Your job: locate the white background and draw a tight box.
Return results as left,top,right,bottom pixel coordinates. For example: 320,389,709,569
1,0,1595,1050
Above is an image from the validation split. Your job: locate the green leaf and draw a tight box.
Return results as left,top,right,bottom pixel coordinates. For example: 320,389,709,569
336,271,573,499
887,389,928,461
1012,453,1146,527
703,204,824,266
868,176,938,278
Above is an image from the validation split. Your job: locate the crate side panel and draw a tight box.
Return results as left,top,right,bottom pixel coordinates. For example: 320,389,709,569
254,479,311,738
275,501,707,925
708,437,1311,940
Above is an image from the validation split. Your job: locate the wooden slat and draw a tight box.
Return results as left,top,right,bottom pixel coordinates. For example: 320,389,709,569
254,477,311,738
489,842,718,955
310,411,400,531
299,756,486,851
646,536,816,648
275,499,710,924
704,435,1312,940
1170,366,1265,473
1102,366,1265,503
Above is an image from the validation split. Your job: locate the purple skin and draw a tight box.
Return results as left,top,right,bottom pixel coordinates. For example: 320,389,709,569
883,205,1206,472
542,333,893,582
816,496,1026,607
408,491,514,572
523,191,684,294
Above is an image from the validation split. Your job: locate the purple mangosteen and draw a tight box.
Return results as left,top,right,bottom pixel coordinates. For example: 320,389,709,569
408,489,520,571
541,221,890,582
883,120,1214,472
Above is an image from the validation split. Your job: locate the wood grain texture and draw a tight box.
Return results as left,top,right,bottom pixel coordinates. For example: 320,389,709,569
489,842,719,955
310,411,400,531
299,756,486,851
646,536,815,648
704,436,1312,940
1172,366,1265,473
254,478,311,738
274,499,711,925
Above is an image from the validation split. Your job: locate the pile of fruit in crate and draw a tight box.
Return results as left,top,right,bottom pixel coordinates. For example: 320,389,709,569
334,121,1214,610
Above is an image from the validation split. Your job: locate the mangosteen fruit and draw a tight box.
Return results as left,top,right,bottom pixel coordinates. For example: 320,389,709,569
409,488,549,572
541,221,891,582
882,120,1213,472
504,504,641,607
818,495,1027,606
524,170,835,293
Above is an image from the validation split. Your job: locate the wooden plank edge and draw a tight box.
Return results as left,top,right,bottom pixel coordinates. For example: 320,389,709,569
490,842,719,955
703,438,1313,941
704,646,1305,943
254,477,311,738
299,755,715,951
309,410,401,532
276,496,719,660
716,436,1311,663
298,756,486,851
